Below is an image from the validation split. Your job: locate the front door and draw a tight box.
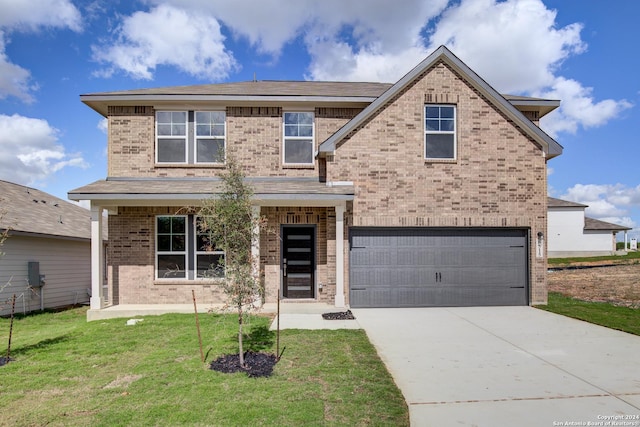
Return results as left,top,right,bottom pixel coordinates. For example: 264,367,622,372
282,226,315,298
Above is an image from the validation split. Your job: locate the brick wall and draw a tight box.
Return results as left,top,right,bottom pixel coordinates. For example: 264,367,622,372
260,207,333,304
326,61,549,304
108,106,360,178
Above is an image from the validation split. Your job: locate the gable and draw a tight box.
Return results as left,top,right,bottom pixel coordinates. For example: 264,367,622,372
319,45,562,160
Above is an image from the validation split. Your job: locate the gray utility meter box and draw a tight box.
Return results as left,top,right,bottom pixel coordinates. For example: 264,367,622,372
28,261,45,288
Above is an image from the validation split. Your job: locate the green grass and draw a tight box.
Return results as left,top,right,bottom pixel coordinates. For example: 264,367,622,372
536,292,640,336
0,308,408,426
548,250,640,265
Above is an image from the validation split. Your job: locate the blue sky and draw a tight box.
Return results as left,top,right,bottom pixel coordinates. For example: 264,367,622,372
1,0,639,238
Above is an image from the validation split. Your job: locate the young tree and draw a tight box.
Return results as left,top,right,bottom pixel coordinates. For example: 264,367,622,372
198,158,264,368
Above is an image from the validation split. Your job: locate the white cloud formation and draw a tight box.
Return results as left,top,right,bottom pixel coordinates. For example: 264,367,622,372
0,0,81,102
92,4,238,80
0,114,88,186
98,118,108,134
561,183,640,230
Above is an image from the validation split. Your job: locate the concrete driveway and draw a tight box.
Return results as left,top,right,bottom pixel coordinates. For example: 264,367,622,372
352,307,640,426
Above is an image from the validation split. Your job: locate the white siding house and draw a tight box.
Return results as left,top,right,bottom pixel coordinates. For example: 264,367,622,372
547,197,631,257
0,180,98,316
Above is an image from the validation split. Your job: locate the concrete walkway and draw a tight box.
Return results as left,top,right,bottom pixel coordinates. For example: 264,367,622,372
352,307,640,427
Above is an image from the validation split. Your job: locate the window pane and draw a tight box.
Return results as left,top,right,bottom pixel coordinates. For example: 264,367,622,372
298,124,313,137
441,119,455,132
195,111,210,123
196,139,225,163
196,124,211,136
212,124,225,136
299,113,313,124
426,119,440,131
157,139,186,162
426,134,455,159
156,111,172,123
426,107,440,118
284,112,298,124
157,216,171,233
172,111,187,122
197,254,225,278
211,111,225,123
440,106,454,118
157,124,172,136
158,255,186,278
284,139,313,163
171,218,185,234
157,235,171,251
172,235,185,251
284,124,298,137
172,124,186,136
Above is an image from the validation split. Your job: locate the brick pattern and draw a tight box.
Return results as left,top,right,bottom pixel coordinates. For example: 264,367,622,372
326,61,548,304
108,106,361,178
260,207,332,304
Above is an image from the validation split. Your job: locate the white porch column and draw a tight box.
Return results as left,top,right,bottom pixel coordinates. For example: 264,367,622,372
335,203,346,307
90,204,105,310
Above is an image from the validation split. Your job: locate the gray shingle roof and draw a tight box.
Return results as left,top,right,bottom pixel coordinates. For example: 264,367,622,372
547,197,588,208
69,177,354,203
584,217,631,231
0,180,92,240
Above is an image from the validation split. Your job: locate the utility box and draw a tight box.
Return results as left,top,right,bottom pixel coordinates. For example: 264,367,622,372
28,261,45,288
631,238,638,251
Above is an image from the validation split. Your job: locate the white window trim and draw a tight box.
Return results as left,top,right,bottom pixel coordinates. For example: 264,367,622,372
156,111,188,164
194,110,226,165
424,104,457,161
283,111,315,166
156,215,188,280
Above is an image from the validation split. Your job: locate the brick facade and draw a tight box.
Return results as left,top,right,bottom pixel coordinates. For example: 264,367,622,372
99,59,552,308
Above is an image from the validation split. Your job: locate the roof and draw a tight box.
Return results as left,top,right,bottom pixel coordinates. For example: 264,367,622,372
584,217,631,231
0,180,92,240
547,197,588,208
81,81,394,116
318,45,562,160
69,177,354,207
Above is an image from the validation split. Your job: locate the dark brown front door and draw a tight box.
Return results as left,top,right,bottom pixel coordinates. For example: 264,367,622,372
282,226,315,298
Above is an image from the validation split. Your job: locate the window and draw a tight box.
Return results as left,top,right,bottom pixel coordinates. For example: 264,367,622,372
156,111,187,163
283,112,314,164
195,217,225,278
156,215,225,280
195,111,226,163
425,105,456,160
156,111,226,164
156,216,187,278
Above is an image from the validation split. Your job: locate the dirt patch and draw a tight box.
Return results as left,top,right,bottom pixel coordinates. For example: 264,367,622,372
210,351,277,378
104,374,143,389
548,264,640,308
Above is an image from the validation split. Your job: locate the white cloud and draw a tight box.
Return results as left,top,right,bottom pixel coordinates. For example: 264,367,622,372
92,4,238,80
561,183,640,230
98,118,108,134
0,0,81,102
0,114,88,187
537,78,633,136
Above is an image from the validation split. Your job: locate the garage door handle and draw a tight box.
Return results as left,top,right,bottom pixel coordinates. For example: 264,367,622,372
510,286,525,289
351,246,367,249
352,287,366,290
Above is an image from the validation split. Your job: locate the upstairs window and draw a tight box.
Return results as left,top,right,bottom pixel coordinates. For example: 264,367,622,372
425,105,456,160
156,111,226,164
195,111,226,163
156,111,187,163
283,112,314,165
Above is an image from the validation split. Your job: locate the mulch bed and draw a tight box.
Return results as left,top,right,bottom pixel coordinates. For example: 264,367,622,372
210,351,278,378
0,356,13,367
322,310,355,320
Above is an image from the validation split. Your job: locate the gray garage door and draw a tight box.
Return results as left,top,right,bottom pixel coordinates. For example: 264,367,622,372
349,228,528,308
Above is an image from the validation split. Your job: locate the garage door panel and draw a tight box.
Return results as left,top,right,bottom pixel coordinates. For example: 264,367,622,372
349,228,528,308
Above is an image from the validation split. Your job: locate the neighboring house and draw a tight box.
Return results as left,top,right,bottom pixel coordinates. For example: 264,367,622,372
70,46,563,320
0,180,94,316
547,197,631,257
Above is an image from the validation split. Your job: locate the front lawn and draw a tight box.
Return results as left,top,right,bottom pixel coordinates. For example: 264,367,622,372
536,292,640,336
0,308,408,426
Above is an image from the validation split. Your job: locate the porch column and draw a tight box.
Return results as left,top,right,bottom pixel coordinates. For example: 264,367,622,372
335,203,346,307
251,205,261,304
90,203,105,310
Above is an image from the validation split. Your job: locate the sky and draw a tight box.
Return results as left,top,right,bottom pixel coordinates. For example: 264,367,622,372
0,0,639,239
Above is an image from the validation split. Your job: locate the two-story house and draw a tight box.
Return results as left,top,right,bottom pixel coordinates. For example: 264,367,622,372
70,46,562,320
